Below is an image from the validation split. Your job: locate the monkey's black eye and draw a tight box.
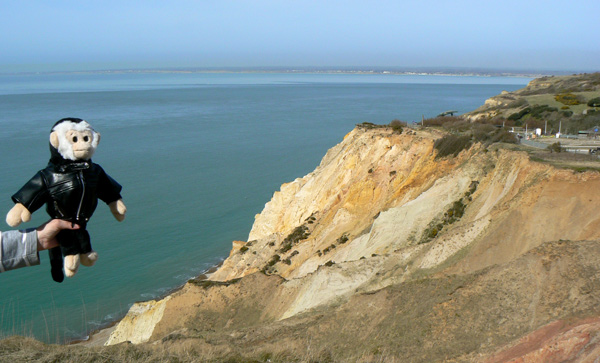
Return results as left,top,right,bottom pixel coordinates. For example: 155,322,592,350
83,136,89,142
73,136,78,143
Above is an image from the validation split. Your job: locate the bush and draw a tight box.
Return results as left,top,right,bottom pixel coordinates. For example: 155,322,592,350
389,119,405,133
434,135,472,159
357,122,379,130
555,93,583,106
561,110,573,117
280,225,310,253
548,142,563,153
588,97,600,107
508,108,531,121
472,124,497,142
508,105,559,121
423,116,463,127
337,234,349,244
267,254,280,266
489,130,518,144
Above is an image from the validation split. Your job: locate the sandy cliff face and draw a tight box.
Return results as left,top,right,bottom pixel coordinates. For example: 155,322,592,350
106,126,600,361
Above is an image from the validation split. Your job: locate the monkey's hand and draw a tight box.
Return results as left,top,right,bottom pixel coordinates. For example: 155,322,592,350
109,199,127,222
6,203,32,227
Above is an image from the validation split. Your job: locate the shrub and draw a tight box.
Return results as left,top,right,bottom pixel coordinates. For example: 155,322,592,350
337,234,349,244
427,227,439,239
588,97,600,107
508,108,530,121
489,130,518,144
423,116,463,127
389,119,405,133
357,122,386,130
267,254,280,266
561,110,573,117
548,142,563,153
509,105,558,121
532,105,558,117
472,124,497,142
434,135,472,159
555,93,583,105
323,244,336,254
280,225,310,253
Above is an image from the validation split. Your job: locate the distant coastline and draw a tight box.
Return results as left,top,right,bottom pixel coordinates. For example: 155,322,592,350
1,66,580,78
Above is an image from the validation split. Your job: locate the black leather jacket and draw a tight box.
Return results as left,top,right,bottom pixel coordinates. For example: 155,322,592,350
11,147,122,223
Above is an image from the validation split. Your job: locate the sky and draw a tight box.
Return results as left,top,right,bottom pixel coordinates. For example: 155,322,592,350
1,0,599,73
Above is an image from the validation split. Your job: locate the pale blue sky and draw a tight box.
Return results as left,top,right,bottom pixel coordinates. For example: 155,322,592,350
1,0,598,72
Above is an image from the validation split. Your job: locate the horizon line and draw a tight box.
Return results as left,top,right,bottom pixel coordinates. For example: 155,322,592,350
2,65,589,78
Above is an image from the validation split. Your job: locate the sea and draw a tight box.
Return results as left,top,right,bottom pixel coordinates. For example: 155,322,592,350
0,71,531,343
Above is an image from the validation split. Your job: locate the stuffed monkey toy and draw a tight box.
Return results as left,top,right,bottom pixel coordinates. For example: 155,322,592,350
6,118,126,282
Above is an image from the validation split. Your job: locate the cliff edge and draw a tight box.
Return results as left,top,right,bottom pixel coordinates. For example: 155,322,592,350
104,121,600,361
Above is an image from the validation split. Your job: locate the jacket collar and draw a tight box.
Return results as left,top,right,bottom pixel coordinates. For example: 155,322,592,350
55,161,91,173
49,142,91,172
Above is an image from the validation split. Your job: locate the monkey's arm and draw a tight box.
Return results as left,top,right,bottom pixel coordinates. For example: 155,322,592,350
6,203,32,227
109,199,126,222
7,171,48,227
94,164,125,221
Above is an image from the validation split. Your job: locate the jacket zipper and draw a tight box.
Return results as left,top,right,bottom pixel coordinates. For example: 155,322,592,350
54,200,65,218
76,171,85,221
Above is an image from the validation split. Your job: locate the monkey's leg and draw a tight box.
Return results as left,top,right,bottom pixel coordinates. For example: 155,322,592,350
74,228,98,267
48,246,64,283
59,229,82,278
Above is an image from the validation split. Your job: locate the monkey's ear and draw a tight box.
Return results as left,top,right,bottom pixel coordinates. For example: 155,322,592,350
50,132,59,148
96,132,101,145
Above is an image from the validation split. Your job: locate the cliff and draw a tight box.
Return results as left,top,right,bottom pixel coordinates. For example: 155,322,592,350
102,124,600,361
463,73,600,134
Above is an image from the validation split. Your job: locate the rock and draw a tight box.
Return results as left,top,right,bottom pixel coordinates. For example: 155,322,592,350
106,121,600,361
105,296,171,345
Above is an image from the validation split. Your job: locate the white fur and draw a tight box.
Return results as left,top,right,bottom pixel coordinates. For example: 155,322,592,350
51,120,99,160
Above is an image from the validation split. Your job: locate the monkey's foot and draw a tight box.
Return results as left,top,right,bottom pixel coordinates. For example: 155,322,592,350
80,251,98,267
64,254,80,277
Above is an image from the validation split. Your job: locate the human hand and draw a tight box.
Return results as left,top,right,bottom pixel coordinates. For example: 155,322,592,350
36,219,80,251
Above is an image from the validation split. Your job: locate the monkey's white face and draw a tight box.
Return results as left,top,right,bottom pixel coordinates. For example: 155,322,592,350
66,129,95,160
50,120,100,161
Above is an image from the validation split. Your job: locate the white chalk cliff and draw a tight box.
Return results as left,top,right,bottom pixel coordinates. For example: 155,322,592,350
105,125,600,361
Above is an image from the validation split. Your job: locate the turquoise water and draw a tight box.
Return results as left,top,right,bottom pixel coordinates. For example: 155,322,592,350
0,72,531,343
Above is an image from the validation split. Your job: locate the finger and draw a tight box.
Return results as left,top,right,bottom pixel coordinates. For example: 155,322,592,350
51,219,80,230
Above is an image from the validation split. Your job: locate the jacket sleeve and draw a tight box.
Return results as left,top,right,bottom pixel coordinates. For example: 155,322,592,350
96,165,123,204
11,171,48,213
0,229,40,272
